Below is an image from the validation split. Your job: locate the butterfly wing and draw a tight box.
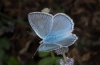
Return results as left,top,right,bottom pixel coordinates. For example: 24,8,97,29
44,13,75,44
38,44,61,51
38,34,77,51
50,13,74,35
56,34,78,46
28,12,53,39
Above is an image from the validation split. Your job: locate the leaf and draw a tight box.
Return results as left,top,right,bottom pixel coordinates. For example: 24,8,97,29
0,49,5,60
38,52,50,57
0,21,4,27
38,57,54,65
28,61,37,65
0,61,3,65
7,56,20,65
54,57,61,65
0,38,10,50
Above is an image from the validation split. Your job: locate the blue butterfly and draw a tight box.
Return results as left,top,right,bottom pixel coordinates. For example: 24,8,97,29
28,12,78,51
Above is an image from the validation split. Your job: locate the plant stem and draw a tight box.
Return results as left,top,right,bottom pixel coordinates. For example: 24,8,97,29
62,53,67,61
51,51,55,59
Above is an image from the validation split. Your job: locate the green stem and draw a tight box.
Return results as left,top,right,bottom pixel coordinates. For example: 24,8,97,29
51,51,55,59
62,53,67,61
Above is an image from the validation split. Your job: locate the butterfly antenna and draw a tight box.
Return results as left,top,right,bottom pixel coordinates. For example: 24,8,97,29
32,47,38,58
32,51,37,58
32,45,41,58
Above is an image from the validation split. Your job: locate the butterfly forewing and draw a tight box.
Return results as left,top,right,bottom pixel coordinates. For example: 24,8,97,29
28,12,53,39
50,13,74,36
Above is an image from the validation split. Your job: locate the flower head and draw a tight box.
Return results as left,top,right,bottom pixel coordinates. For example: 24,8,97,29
60,57,74,65
55,46,69,55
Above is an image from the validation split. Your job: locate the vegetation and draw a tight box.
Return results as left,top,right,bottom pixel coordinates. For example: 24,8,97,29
0,0,100,65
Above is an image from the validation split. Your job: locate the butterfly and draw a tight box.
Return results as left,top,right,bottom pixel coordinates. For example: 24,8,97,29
28,12,78,51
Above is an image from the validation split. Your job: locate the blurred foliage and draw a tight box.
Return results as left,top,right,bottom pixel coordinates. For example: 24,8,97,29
0,38,10,65
0,0,100,65
7,56,21,65
38,52,61,65
0,38,10,50
78,38,100,47
38,52,50,58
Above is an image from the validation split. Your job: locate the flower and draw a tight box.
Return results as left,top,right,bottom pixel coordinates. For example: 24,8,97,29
55,46,69,55
60,57,74,65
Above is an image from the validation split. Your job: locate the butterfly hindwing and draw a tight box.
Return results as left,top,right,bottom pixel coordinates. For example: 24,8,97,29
39,34,78,51
38,44,61,51
56,34,78,46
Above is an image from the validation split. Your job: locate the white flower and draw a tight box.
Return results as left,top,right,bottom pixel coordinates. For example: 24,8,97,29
60,57,74,65
55,46,69,55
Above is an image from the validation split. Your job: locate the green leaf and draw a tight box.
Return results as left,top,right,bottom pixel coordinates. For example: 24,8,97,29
54,57,61,65
0,49,5,60
38,52,50,57
0,38,10,50
7,56,20,65
28,61,37,65
0,22,4,27
38,57,54,65
0,61,3,65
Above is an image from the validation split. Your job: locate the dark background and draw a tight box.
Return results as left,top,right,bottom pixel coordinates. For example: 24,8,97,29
0,0,100,65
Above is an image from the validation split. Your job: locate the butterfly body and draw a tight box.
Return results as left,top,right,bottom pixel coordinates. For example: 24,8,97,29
28,12,78,51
